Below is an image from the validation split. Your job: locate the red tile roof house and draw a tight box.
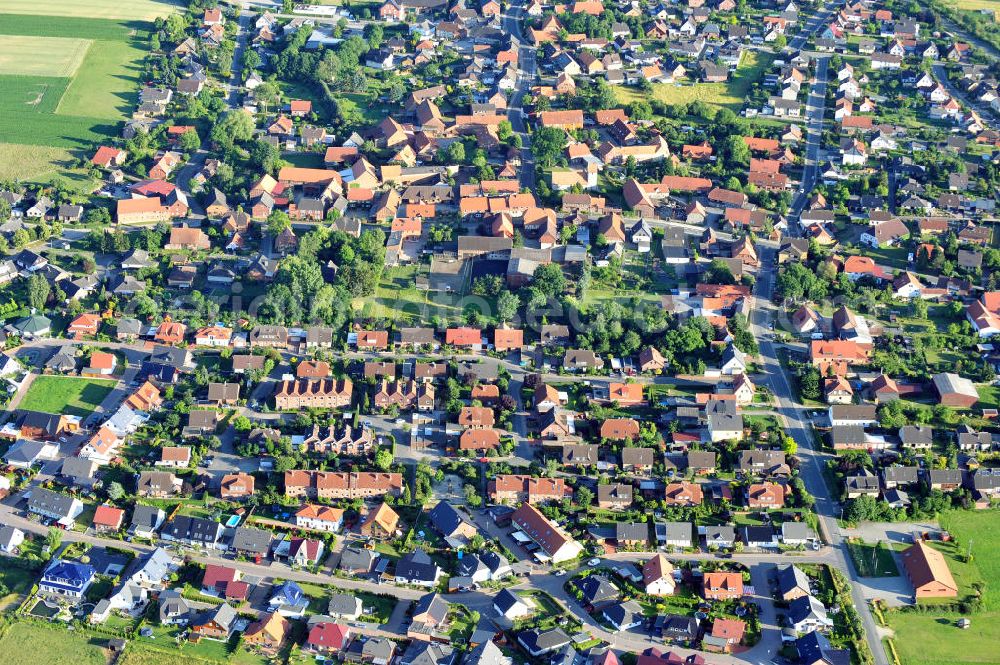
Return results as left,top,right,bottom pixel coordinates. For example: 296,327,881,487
702,571,744,600
746,482,786,508
664,482,704,506
92,505,125,533
459,406,495,428
155,320,188,345
446,327,483,349
91,146,127,169
201,564,241,597
607,382,645,406
704,618,745,653
220,472,255,499
460,428,501,451
493,328,524,352
84,351,117,376
68,313,102,339
600,418,640,441
355,330,389,350
305,622,352,656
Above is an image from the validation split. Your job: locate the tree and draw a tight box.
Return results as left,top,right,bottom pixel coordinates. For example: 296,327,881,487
267,210,292,235
374,448,394,471
496,290,520,323
464,483,482,508
85,207,111,226
255,82,281,114
365,23,385,50
705,259,736,285
12,228,30,249
446,141,466,163
725,134,751,166
576,486,594,509
27,273,50,310
233,415,252,432
532,263,566,298
210,110,255,148
45,527,62,552
531,126,569,168
107,481,126,500
217,51,234,77
178,129,200,152
772,34,787,51
798,366,821,401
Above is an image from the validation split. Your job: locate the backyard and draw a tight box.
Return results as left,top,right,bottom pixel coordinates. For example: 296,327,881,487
616,52,774,110
18,375,116,417
0,620,108,665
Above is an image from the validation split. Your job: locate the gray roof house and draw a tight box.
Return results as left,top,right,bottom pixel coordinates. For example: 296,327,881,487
327,592,363,619
230,526,272,557
130,505,166,538
28,488,84,523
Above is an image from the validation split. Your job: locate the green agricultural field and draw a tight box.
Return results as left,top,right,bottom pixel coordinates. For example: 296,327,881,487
0,143,98,189
617,52,774,110
946,0,1000,13
0,36,90,77
19,375,116,417
887,510,1000,665
0,621,107,665
0,3,170,184
56,39,150,119
0,0,180,21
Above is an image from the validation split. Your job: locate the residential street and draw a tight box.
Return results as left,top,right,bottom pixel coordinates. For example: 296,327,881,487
750,246,890,665
503,0,537,192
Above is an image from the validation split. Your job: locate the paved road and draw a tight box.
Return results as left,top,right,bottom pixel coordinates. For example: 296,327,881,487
750,247,890,665
502,0,537,191
790,56,829,221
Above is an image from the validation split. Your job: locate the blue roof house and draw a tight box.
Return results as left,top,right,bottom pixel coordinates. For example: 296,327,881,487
40,559,95,600
268,580,309,617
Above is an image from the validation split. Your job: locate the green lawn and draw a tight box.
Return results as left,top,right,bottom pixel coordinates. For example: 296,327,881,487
616,52,774,110
945,0,1000,12
0,620,107,665
888,610,1000,665
848,245,911,270
0,563,41,610
19,375,116,416
296,581,397,623
283,152,326,168
940,510,1000,608
640,585,701,616
976,384,1000,411
128,625,266,665
846,539,900,577
887,510,1000,665
56,38,148,119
